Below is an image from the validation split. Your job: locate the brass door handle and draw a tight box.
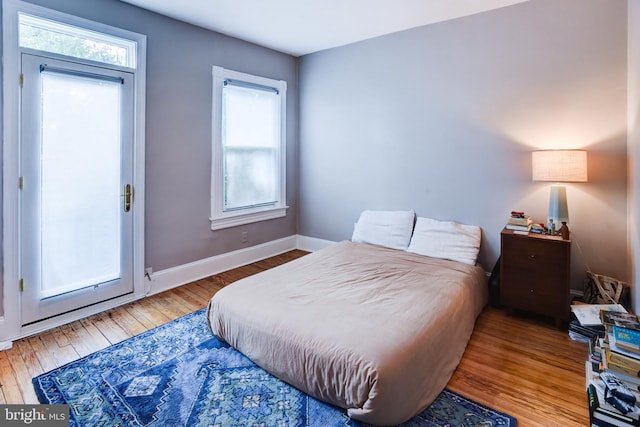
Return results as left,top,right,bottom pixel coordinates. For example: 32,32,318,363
123,184,132,212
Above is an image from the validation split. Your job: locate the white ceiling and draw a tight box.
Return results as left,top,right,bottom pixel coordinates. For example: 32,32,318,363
120,0,530,57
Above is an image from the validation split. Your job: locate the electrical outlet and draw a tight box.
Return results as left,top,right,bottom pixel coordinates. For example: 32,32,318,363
241,231,248,243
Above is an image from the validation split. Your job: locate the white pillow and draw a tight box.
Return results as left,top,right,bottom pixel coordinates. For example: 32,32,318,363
351,210,415,250
407,217,481,265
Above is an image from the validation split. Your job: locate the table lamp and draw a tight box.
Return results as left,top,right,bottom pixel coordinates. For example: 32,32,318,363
532,150,587,232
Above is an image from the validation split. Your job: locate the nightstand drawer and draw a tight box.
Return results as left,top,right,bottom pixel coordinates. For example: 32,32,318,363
502,266,566,296
501,235,565,270
501,267,567,318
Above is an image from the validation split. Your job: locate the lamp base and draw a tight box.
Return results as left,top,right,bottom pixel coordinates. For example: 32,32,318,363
548,184,569,231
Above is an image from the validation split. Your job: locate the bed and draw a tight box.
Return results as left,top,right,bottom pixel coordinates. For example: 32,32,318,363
207,213,487,426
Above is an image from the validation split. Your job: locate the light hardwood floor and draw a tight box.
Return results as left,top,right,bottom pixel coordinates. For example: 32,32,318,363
0,250,589,426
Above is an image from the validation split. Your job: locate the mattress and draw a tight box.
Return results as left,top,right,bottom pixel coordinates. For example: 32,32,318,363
207,240,488,425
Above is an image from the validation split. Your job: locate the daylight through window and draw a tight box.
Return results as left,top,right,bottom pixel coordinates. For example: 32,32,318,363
222,81,279,210
19,13,136,68
211,66,287,230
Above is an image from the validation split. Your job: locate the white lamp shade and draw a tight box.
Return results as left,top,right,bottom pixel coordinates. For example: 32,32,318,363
532,150,588,182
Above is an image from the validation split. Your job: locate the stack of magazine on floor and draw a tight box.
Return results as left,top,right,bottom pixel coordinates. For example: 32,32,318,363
570,304,622,343
582,304,640,426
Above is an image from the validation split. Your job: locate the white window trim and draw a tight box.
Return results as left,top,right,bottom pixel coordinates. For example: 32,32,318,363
210,66,287,231
1,0,147,342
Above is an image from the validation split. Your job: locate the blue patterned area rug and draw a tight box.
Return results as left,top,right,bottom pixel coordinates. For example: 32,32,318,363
33,308,517,427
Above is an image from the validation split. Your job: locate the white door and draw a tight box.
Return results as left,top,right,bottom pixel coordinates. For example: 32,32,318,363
20,53,135,325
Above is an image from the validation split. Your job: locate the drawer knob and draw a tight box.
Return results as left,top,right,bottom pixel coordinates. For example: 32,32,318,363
530,289,534,293
529,253,536,259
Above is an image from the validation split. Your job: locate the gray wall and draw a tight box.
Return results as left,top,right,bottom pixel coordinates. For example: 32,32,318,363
298,0,628,291
6,0,299,273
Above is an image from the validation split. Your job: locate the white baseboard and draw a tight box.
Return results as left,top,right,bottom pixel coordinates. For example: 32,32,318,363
296,235,336,252
148,235,299,296
0,340,13,351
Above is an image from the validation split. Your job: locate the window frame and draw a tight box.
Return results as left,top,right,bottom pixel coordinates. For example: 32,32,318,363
211,66,287,230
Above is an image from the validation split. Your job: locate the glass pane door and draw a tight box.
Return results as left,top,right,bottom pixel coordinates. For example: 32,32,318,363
40,70,122,298
20,53,134,325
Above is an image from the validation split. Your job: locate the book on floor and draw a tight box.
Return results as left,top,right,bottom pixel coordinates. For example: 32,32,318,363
586,362,640,427
610,335,640,359
571,319,606,340
588,382,640,427
605,349,640,377
573,304,628,327
614,326,640,350
601,312,640,329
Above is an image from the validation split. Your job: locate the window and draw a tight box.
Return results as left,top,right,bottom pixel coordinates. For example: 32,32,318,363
18,13,137,68
211,66,287,230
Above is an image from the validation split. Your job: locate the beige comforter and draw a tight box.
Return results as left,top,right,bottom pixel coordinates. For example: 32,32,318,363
207,241,487,425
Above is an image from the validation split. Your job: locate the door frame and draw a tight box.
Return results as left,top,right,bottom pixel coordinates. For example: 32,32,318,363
1,0,147,342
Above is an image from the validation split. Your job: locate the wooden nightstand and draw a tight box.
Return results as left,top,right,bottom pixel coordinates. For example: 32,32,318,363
500,228,571,328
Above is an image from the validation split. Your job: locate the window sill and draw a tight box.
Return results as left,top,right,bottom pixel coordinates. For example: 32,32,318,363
210,206,288,231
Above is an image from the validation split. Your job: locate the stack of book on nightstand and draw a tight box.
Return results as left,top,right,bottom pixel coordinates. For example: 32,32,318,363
505,211,532,234
584,306,640,426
